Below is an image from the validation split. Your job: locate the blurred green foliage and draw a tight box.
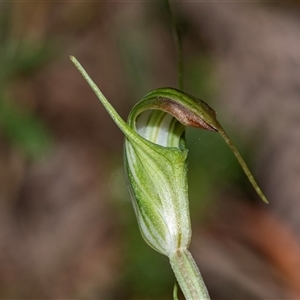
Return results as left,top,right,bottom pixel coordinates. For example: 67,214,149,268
187,129,244,217
0,95,52,158
0,2,53,158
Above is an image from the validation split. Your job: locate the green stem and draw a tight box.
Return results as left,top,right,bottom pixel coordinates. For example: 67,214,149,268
166,0,184,91
169,249,210,300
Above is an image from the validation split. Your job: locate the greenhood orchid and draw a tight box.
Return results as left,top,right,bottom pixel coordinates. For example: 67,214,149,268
70,56,268,300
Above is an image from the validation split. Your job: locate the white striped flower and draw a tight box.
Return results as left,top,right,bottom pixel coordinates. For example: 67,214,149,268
71,56,268,300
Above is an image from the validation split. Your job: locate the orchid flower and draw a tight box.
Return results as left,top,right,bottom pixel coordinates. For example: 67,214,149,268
70,56,268,300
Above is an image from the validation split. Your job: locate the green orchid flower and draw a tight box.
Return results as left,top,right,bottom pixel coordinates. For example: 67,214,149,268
70,56,268,300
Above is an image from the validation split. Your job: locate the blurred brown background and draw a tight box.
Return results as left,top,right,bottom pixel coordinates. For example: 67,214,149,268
1,1,300,299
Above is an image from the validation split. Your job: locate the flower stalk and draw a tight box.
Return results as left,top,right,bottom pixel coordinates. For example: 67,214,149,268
70,56,268,300
169,249,210,299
